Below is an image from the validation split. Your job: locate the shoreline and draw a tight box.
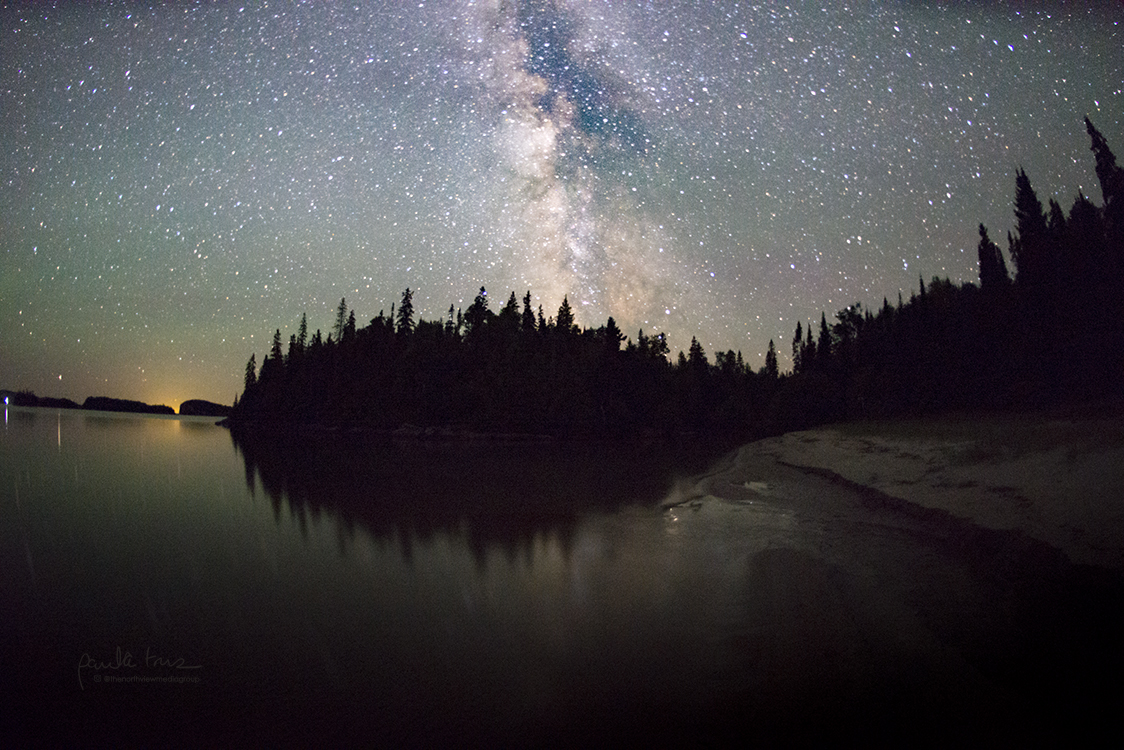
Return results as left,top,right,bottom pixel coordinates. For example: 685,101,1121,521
695,404,1124,570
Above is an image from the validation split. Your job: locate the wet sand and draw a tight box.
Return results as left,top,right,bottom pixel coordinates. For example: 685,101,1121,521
729,407,1124,570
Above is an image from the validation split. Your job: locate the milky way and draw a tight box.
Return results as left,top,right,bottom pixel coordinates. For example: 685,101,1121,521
2,1,1120,406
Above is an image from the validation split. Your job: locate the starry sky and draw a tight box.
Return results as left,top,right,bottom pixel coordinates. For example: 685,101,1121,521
2,1,1121,408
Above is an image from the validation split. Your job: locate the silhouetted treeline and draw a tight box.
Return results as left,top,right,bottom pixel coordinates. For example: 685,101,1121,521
231,118,1123,437
774,117,1124,425
0,390,177,415
1,390,82,410
232,288,774,439
83,396,175,415
178,399,232,417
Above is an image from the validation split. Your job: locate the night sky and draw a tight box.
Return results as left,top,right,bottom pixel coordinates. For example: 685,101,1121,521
2,1,1121,408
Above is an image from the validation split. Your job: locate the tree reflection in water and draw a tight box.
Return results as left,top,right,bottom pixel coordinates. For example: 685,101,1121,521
228,427,732,564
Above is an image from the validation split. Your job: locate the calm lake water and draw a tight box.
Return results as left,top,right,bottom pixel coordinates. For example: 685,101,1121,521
2,407,1122,746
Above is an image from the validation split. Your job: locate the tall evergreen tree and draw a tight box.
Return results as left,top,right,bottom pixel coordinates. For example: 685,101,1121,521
1011,168,1051,292
464,287,490,335
344,311,356,342
1086,116,1124,212
270,328,284,361
521,291,537,333
977,224,1010,291
498,291,520,330
259,329,285,384
396,288,415,335
297,313,308,354
556,296,575,334
687,336,707,371
603,316,623,352
334,298,348,342
244,353,257,391
792,321,804,374
765,339,779,379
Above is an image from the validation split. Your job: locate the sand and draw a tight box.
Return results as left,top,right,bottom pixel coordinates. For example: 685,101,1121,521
708,406,1124,570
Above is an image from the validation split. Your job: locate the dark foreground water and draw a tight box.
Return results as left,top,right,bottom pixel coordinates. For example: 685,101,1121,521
2,407,1122,746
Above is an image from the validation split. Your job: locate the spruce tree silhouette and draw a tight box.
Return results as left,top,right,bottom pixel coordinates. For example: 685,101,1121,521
521,291,538,334
396,288,415,335
334,298,348,342
555,296,575,335
764,340,779,380
244,353,257,391
791,321,804,375
976,224,1010,292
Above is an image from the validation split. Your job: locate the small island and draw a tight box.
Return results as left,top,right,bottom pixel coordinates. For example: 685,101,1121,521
178,399,233,417
82,396,175,415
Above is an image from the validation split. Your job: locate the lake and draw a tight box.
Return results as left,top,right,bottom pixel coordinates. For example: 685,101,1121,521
2,406,1121,746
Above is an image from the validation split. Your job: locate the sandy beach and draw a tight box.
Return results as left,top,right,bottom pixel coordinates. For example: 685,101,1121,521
696,403,1124,571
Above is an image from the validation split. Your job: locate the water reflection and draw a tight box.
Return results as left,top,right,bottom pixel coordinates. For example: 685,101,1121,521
5,409,1122,746
228,426,731,562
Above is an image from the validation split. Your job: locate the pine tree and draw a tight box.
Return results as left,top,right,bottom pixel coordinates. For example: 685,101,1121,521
334,298,348,342
521,291,537,333
1086,116,1124,212
464,287,490,335
396,288,415,335
765,339,779,379
498,291,520,329
344,311,356,342
792,321,804,374
687,336,707,371
244,353,257,391
270,328,284,361
259,329,285,384
977,224,1010,291
603,316,623,352
297,313,308,354
1011,168,1051,292
556,296,575,334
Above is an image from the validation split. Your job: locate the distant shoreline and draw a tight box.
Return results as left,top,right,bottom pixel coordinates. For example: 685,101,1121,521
0,390,231,418
2,404,221,420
